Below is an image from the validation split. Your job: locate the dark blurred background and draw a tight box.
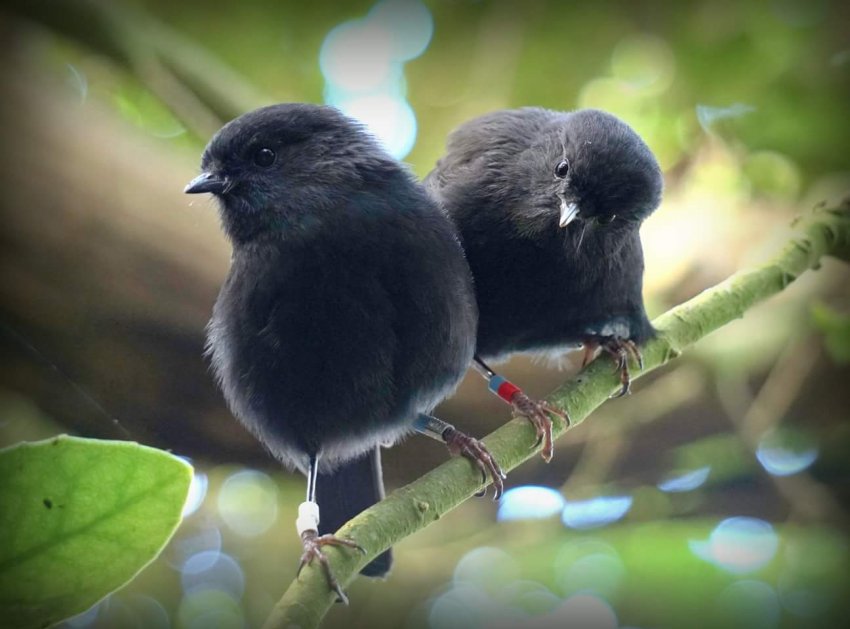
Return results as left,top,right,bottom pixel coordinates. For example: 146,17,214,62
1,1,849,628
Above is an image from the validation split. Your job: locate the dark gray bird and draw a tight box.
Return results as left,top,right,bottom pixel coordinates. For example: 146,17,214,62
426,107,663,460
185,104,502,601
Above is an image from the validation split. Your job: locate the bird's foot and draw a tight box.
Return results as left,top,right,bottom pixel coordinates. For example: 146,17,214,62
443,427,506,500
483,372,569,463
582,337,644,398
297,530,365,604
510,391,569,463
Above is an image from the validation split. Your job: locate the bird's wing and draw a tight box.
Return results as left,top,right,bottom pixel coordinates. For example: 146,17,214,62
426,107,556,195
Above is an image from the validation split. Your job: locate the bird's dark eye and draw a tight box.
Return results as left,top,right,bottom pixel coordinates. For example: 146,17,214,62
554,159,570,179
597,214,617,225
254,147,276,168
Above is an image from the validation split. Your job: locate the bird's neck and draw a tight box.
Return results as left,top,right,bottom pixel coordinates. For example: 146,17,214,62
551,221,632,258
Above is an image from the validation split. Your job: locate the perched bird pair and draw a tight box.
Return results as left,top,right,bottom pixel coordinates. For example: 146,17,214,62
185,103,662,601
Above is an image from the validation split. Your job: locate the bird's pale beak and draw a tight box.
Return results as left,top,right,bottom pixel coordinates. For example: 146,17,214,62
184,171,228,195
559,201,580,228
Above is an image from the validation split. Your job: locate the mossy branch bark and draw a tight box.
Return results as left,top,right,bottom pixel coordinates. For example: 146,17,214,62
263,200,850,628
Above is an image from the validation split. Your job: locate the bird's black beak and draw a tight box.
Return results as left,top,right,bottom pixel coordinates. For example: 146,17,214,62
184,171,228,195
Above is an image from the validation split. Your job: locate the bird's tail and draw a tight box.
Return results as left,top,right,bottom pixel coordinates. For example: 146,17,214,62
315,447,392,577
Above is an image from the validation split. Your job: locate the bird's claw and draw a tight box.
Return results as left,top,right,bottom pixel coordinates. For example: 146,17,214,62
297,530,364,605
510,391,569,463
586,337,644,398
443,427,506,500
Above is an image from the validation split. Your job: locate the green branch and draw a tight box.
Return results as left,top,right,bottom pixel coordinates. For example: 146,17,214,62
262,200,850,628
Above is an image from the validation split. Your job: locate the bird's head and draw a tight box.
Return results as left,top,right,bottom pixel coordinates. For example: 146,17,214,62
185,104,396,244
519,109,663,236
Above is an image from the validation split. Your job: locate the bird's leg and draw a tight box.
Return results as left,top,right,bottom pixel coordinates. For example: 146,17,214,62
296,454,365,605
581,339,599,368
582,336,644,398
413,414,506,499
472,356,569,463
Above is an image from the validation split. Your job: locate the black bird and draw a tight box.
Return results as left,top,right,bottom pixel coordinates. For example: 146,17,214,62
185,104,502,601
426,107,663,460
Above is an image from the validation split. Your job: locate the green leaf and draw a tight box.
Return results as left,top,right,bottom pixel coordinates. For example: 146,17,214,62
0,436,192,629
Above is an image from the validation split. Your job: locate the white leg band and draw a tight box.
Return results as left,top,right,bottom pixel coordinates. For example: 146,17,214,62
296,501,321,536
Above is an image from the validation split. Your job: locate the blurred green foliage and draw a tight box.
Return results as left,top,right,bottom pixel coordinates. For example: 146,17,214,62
811,302,850,363
168,1,847,182
29,0,850,189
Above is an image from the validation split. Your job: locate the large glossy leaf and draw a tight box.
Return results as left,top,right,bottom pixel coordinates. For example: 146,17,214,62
0,436,192,628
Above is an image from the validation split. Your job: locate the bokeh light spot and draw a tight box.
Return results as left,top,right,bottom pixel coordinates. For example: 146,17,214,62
777,530,845,617
319,0,432,159
559,553,626,601
320,20,397,93
554,540,625,601
217,469,279,537
611,34,675,94
497,485,565,521
178,589,244,629
78,597,135,628
182,471,208,517
689,517,779,573
63,596,108,627
429,583,520,629
561,495,633,530
181,550,245,600
546,592,618,629
657,465,711,492
778,581,831,618
122,594,170,629
335,94,417,159
369,0,434,61
453,546,519,594
499,580,560,616
578,78,642,118
715,580,781,629
756,428,818,476
167,525,222,571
